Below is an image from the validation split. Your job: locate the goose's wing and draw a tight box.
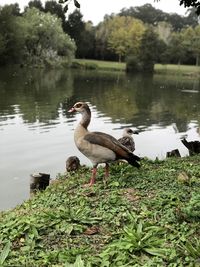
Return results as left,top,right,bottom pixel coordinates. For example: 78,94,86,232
84,131,134,159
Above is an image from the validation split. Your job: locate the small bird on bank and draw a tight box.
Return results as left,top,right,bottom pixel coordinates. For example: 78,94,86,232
66,156,80,172
68,101,140,186
118,128,139,152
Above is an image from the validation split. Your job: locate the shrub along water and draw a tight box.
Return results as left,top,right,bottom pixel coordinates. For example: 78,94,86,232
0,155,200,266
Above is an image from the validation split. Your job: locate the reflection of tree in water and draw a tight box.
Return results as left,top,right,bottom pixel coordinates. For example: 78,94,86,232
0,68,199,131
71,71,140,123
0,68,73,123
70,71,200,131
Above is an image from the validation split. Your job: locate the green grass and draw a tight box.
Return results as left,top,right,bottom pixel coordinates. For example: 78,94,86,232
155,63,200,76
0,155,200,266
73,59,126,71
73,59,200,76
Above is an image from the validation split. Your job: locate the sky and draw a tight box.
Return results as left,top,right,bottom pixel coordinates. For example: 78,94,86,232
0,0,188,25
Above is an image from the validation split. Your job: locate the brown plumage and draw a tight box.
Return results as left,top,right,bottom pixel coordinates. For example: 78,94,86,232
66,156,80,172
68,101,140,186
118,128,139,152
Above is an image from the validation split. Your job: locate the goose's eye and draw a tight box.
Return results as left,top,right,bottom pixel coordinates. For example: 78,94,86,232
76,103,82,108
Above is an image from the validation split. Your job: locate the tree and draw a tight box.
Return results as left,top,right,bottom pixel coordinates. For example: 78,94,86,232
167,31,186,64
78,21,95,58
64,10,85,58
120,4,166,25
57,0,200,15
23,7,76,65
26,0,44,12
106,16,145,62
95,15,117,61
193,25,200,66
155,21,172,44
182,26,200,66
0,4,25,65
44,1,66,28
179,0,200,14
139,26,160,72
165,13,186,31
119,4,198,31
184,7,199,28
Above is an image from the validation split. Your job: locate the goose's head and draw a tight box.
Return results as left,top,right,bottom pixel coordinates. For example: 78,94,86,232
124,128,134,135
123,128,139,137
68,102,89,113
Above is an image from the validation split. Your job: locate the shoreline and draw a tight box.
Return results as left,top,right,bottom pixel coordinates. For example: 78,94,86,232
1,155,200,266
72,59,200,77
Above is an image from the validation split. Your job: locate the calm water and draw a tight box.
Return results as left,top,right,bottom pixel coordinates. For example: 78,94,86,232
0,67,200,211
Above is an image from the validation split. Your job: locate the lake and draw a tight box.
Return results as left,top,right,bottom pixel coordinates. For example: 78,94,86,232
0,67,200,211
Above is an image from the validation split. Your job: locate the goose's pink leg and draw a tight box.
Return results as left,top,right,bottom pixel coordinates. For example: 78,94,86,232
105,163,109,178
88,167,97,186
103,163,109,185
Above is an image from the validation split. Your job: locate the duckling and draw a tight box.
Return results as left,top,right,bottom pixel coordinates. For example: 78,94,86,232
118,128,139,152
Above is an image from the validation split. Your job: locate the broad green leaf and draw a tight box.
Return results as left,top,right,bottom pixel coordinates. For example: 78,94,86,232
0,241,11,265
144,247,168,258
66,224,74,235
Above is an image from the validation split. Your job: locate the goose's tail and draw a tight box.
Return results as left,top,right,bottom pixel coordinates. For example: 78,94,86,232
127,153,141,168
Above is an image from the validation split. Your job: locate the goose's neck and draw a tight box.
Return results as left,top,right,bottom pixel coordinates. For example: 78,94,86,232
74,107,91,142
123,133,131,138
80,107,91,130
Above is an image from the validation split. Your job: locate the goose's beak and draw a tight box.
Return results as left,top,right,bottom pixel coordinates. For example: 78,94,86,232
68,107,75,113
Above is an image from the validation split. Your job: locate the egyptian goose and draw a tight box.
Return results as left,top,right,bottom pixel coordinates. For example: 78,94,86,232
68,102,140,186
118,128,139,152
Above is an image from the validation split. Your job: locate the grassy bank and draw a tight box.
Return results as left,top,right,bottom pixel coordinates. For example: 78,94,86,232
72,59,200,76
72,59,126,71
0,156,200,266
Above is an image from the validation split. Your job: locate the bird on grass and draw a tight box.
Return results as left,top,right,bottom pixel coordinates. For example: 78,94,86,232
68,101,140,186
66,156,80,172
118,128,139,152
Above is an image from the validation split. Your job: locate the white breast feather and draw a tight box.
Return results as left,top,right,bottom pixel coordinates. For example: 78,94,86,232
76,138,116,165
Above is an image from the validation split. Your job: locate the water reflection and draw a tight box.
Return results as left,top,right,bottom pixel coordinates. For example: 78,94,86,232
0,67,200,210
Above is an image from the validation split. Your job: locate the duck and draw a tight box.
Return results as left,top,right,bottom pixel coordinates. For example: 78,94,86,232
68,101,140,186
118,128,139,152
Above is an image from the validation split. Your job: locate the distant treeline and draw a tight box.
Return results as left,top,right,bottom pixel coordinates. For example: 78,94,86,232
0,0,199,70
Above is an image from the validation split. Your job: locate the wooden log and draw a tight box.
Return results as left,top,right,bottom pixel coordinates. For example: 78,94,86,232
30,173,50,195
181,138,200,155
166,149,181,158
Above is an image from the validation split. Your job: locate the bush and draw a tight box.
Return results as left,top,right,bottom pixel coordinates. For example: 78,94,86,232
71,61,85,69
71,61,98,70
85,63,98,70
126,55,141,73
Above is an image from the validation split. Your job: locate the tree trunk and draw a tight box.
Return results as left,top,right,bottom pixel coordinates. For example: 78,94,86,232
30,173,50,195
196,54,199,66
166,149,181,158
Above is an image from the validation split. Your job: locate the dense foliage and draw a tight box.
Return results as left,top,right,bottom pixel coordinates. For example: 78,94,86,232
105,16,145,62
58,0,200,16
0,3,75,67
0,156,200,266
0,0,200,70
